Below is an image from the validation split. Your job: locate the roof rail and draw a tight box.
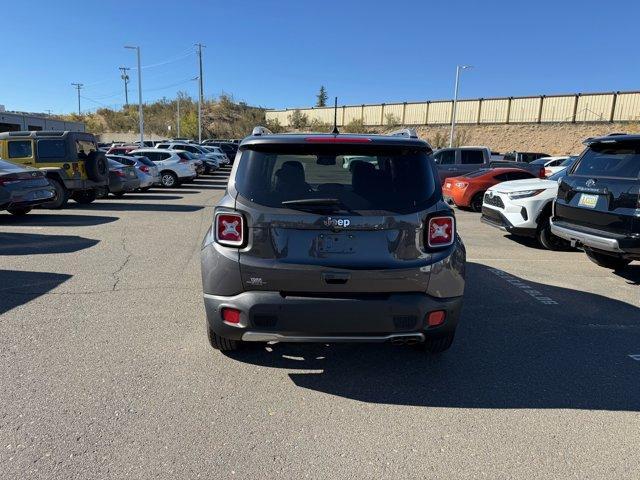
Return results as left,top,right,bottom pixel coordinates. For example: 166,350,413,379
252,126,273,136
388,128,418,139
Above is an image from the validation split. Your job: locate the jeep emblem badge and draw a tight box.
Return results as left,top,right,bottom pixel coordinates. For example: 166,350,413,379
323,217,351,229
585,179,596,187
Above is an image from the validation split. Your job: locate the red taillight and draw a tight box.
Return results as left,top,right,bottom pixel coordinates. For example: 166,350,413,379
113,170,126,177
215,212,244,247
426,310,446,327
221,308,241,324
427,216,455,248
139,165,150,173
539,167,545,178
178,158,189,163
304,136,372,143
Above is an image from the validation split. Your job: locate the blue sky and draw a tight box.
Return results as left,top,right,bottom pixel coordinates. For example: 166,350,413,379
2,0,638,114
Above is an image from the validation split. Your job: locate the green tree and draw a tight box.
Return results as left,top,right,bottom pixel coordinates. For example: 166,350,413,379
316,86,328,107
288,109,309,129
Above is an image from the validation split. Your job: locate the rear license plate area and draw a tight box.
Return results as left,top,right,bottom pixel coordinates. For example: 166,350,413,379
317,233,356,254
578,193,598,208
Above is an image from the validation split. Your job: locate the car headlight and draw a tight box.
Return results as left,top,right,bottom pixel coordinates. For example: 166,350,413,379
454,182,468,189
507,189,545,200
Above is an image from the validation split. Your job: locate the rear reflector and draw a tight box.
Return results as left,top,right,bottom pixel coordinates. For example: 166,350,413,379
426,310,446,327
221,308,241,324
304,136,372,143
427,216,455,248
215,212,244,247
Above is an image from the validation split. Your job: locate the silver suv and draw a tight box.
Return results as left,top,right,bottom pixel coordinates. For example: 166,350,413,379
200,127,466,353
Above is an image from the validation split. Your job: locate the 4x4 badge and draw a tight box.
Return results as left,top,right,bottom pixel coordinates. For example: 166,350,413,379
585,179,597,187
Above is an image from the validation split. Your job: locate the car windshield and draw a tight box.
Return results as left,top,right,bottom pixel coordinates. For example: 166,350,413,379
235,144,437,214
134,156,155,167
574,142,640,178
530,158,550,165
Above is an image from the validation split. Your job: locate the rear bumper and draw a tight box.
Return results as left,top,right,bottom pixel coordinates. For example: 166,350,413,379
550,219,640,255
204,291,463,343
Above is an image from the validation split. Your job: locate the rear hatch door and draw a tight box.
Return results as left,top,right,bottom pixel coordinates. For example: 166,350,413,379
555,140,640,235
234,140,445,294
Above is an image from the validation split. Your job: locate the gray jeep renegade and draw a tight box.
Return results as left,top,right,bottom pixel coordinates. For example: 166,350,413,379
200,127,466,353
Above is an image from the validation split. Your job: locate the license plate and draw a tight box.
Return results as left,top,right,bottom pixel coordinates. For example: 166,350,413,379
578,193,598,208
317,234,356,254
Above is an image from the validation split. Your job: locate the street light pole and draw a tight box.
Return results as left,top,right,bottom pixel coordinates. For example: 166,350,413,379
71,83,83,115
195,43,205,143
125,45,144,145
449,65,472,147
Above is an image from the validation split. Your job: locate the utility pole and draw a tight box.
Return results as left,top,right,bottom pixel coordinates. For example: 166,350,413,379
125,45,144,145
71,83,83,115
119,66,130,107
176,95,181,137
449,65,472,147
195,43,205,143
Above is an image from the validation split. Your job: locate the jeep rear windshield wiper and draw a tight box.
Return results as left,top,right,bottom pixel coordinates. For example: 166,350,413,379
281,198,354,213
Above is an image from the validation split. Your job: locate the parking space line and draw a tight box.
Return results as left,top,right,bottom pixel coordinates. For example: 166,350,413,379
629,355,640,361
487,267,559,305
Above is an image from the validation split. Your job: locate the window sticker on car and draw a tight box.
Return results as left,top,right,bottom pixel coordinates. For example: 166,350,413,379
578,193,598,208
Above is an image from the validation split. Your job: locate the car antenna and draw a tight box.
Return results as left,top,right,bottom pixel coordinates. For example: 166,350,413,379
332,97,339,134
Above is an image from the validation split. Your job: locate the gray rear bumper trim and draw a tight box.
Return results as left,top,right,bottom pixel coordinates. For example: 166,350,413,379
550,220,622,253
241,332,425,343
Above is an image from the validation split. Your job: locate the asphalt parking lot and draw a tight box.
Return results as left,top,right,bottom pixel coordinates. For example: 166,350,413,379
1,168,639,479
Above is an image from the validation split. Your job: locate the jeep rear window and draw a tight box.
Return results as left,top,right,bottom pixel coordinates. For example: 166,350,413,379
235,144,437,214
574,142,640,179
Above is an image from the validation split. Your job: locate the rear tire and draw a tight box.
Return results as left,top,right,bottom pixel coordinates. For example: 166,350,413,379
7,207,32,216
160,171,178,188
421,331,455,354
42,178,69,209
536,215,569,251
470,192,484,212
584,249,631,270
71,190,97,204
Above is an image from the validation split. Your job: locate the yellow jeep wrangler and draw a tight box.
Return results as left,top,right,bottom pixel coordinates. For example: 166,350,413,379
0,130,109,208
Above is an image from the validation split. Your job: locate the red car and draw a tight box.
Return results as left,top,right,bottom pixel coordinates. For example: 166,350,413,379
442,168,537,212
106,145,139,156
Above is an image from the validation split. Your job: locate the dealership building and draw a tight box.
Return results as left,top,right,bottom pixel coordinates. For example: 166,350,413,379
0,106,85,133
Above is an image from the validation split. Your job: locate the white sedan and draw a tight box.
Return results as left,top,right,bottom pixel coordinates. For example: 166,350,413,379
480,159,576,250
529,156,576,178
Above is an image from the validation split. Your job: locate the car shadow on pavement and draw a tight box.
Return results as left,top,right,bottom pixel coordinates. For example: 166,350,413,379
0,232,99,255
67,203,204,213
144,189,200,195
0,213,118,227
107,194,184,201
614,265,640,285
0,270,72,315
225,262,640,411
173,184,227,191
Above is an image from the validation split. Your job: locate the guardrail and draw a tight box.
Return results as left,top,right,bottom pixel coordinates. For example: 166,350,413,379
266,91,640,127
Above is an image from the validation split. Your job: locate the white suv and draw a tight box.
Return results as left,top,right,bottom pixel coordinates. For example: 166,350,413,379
480,159,576,250
130,148,196,187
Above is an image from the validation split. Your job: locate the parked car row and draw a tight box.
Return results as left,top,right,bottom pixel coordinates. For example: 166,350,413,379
441,135,638,271
0,130,230,217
